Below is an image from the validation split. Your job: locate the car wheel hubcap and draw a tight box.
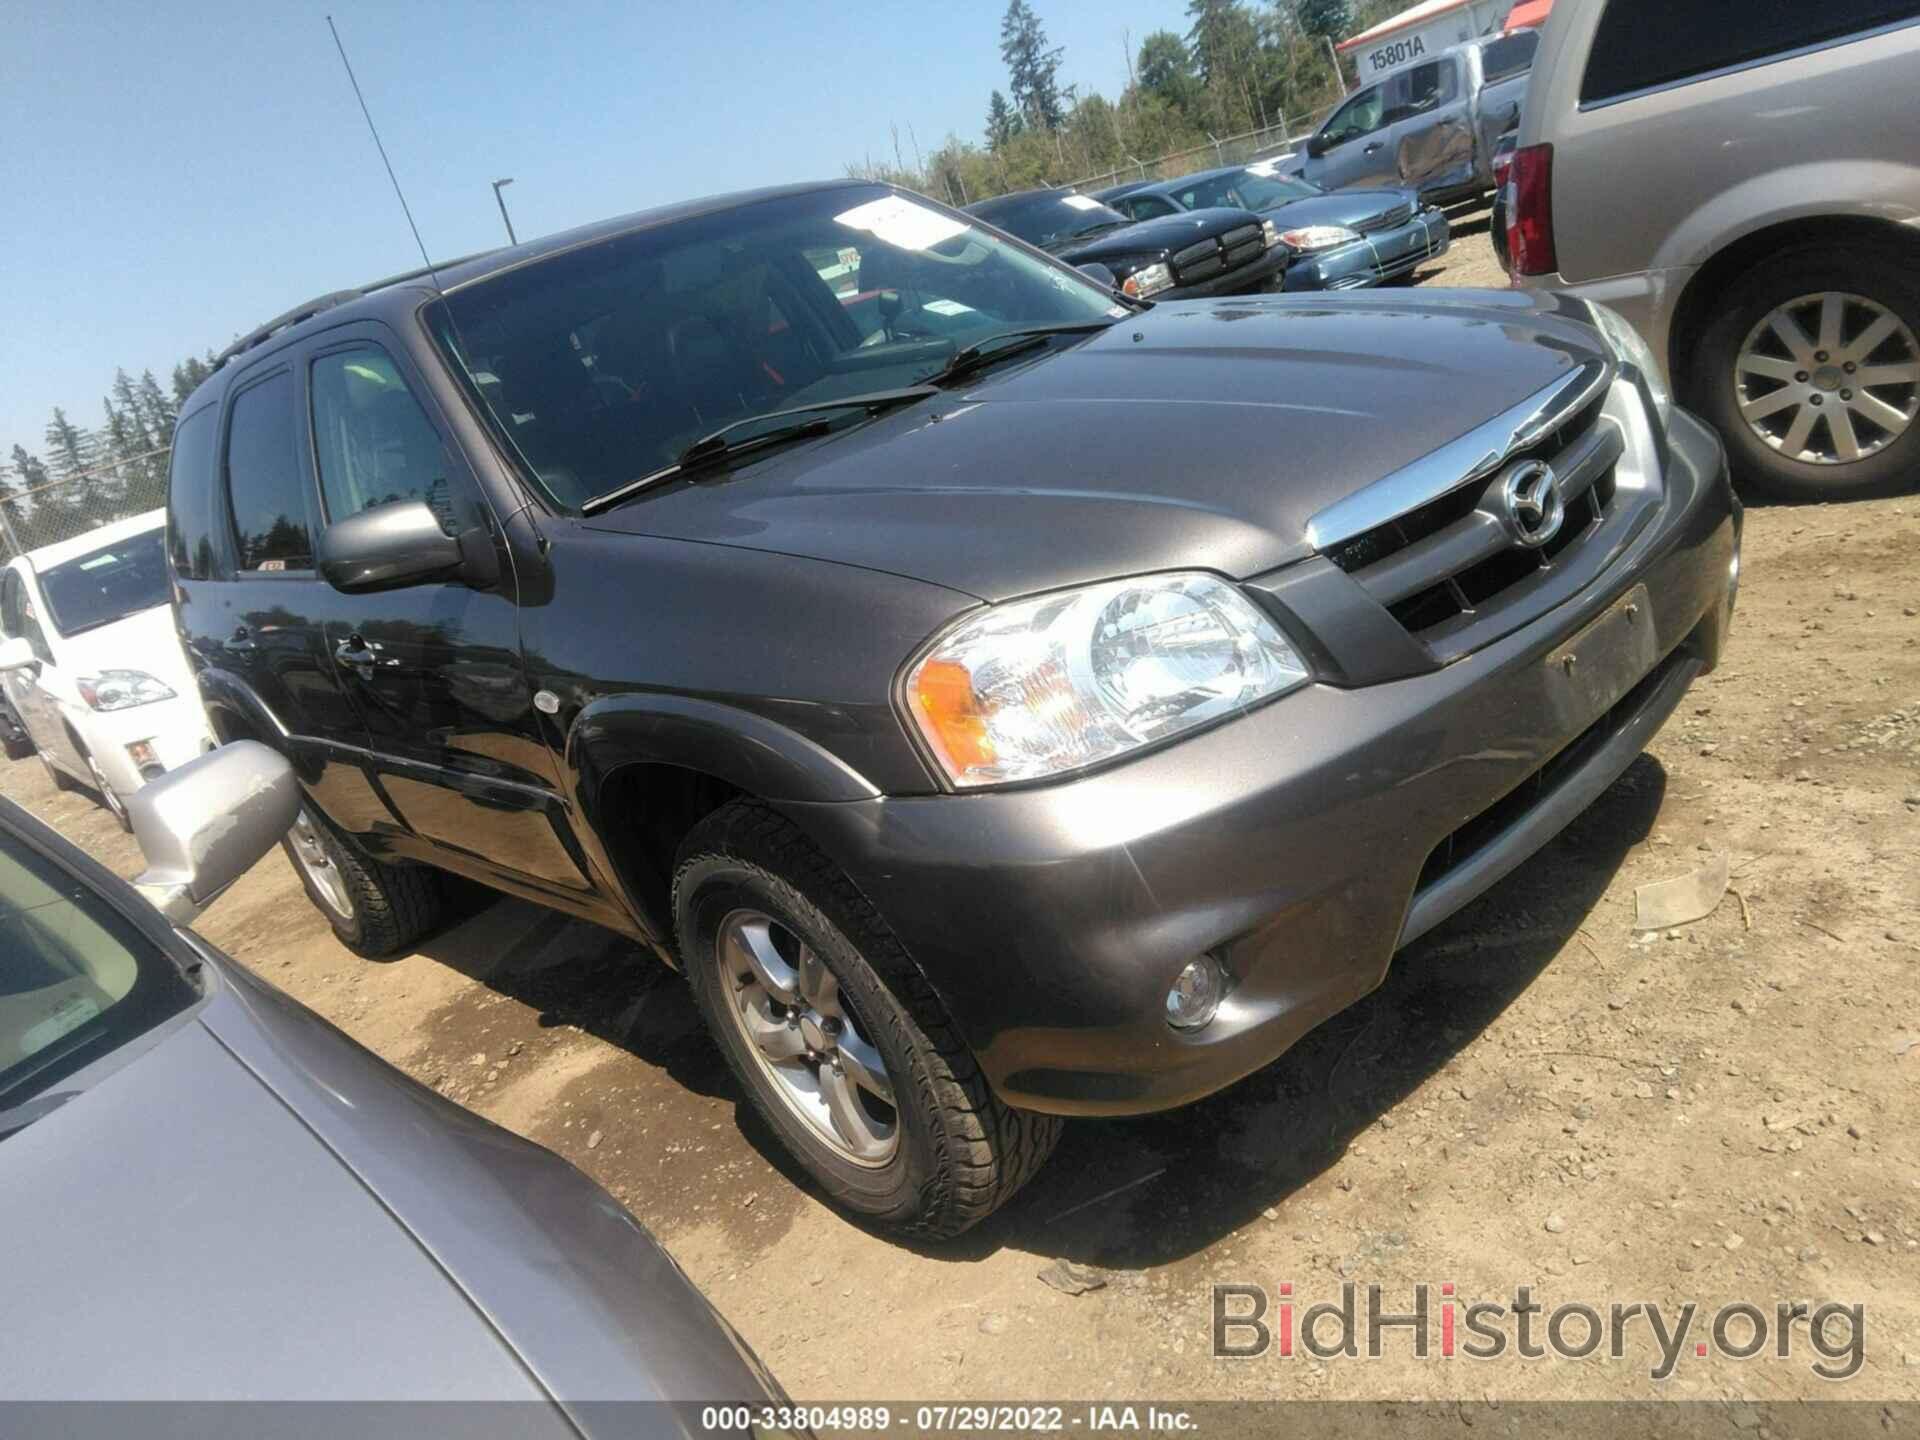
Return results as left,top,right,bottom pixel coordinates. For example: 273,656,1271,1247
715,909,898,1167
1735,292,1919,466
288,809,354,919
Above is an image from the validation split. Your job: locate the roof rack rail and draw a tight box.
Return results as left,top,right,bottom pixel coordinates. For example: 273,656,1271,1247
212,248,503,369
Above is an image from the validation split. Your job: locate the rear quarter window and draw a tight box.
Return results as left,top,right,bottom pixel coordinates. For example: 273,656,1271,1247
1582,0,1920,104
1481,31,1537,83
165,405,220,580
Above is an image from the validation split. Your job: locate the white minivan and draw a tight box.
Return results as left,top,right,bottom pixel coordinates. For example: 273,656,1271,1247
0,510,213,828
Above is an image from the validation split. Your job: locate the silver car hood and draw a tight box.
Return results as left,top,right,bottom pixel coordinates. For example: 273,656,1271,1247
0,1008,556,1407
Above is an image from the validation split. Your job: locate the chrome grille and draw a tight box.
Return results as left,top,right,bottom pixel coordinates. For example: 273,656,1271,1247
1309,361,1661,662
1355,203,1414,235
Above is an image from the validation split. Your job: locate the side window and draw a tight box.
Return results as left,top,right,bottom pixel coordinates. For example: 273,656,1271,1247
1481,31,1538,83
310,349,453,532
1400,59,1457,115
1134,196,1176,219
1323,85,1385,146
0,571,22,640
1582,0,1920,104
225,371,314,573
165,405,220,581
6,573,53,665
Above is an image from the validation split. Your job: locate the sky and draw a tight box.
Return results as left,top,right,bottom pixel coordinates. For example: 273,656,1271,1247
1,0,1196,464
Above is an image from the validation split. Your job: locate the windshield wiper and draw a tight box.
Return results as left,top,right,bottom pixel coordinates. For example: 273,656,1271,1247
580,386,938,514
917,321,1118,388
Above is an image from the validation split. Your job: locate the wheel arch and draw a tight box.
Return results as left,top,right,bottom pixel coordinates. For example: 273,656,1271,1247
1668,212,1920,397
571,694,883,954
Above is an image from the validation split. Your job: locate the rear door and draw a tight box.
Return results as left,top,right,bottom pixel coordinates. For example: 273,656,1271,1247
1388,56,1475,192
300,326,592,901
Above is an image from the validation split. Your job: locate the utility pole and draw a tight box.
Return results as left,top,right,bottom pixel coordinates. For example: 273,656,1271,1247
491,177,519,245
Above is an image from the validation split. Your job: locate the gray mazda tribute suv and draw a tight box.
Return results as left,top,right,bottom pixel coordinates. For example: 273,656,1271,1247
168,182,1740,1236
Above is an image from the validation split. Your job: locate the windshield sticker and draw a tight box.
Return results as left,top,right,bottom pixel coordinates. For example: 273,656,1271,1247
1061,194,1103,211
22,993,101,1058
921,299,975,316
78,554,121,570
834,195,968,252
1107,305,1129,318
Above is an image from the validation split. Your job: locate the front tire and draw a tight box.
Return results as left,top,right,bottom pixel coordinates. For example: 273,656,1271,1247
674,799,1061,1237
1689,245,1920,502
283,804,443,958
80,746,132,833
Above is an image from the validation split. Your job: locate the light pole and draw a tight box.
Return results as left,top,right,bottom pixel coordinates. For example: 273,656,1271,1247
491,177,519,245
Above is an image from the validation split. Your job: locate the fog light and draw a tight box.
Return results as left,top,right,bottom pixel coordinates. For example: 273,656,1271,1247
126,739,158,769
1165,956,1226,1031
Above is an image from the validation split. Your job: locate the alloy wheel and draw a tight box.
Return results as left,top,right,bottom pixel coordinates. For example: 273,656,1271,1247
715,908,899,1166
1734,291,1920,466
288,808,355,919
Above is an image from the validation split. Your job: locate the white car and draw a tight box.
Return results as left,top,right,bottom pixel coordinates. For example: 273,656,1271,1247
0,510,213,828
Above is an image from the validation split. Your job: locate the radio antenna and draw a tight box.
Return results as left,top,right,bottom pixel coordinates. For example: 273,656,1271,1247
327,15,437,280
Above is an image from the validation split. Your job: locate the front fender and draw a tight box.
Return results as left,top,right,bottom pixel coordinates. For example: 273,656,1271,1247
570,693,884,814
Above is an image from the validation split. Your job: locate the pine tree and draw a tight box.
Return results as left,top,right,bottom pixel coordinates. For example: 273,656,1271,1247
171,353,216,410
8,446,51,551
1000,0,1065,131
1136,30,1198,112
1296,0,1353,44
135,369,177,449
986,89,1022,150
43,406,108,532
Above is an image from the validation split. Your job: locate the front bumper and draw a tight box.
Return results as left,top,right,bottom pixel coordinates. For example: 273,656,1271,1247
791,408,1738,1117
1284,208,1451,292
75,693,216,798
1161,243,1292,302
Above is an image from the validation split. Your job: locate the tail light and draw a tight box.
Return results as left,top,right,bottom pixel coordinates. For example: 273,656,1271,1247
1507,142,1557,278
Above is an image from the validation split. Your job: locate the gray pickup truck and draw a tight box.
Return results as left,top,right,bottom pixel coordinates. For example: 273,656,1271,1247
1295,30,1537,204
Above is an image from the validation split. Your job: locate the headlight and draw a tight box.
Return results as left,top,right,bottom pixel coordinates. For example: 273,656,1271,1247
1278,225,1360,253
1121,262,1174,299
1261,219,1282,250
76,670,175,712
1587,301,1674,427
903,572,1309,789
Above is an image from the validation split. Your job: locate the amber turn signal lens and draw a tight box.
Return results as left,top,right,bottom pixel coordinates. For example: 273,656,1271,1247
911,658,996,776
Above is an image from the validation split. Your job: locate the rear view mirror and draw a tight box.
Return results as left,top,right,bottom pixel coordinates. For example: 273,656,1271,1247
0,636,36,673
1076,262,1118,290
1306,133,1330,159
318,501,465,593
130,741,299,924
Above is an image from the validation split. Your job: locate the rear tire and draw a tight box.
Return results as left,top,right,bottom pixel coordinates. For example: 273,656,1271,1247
1688,245,1920,502
283,803,443,959
674,798,1061,1237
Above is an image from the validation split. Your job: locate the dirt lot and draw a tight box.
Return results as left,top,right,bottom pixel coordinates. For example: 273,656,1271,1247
10,221,1917,1409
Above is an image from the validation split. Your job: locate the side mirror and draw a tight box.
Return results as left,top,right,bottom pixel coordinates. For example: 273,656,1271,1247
130,741,300,924
0,636,37,673
1075,261,1119,290
318,501,465,593
1306,133,1330,159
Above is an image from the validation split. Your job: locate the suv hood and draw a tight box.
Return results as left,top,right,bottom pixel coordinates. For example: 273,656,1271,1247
1061,206,1264,263
584,289,1609,602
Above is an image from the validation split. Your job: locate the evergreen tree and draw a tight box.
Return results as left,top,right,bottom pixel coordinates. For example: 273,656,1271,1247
1000,0,1065,130
986,89,1021,150
135,369,177,448
1296,0,1353,44
8,446,51,551
171,353,216,410
1136,30,1198,113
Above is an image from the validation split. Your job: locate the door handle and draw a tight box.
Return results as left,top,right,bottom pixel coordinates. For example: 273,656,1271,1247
1364,142,1383,154
334,638,379,669
228,626,258,653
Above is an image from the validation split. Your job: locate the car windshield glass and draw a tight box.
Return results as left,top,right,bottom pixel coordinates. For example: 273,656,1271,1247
37,527,169,637
1182,171,1320,210
430,187,1120,511
0,824,198,1124
969,193,1134,251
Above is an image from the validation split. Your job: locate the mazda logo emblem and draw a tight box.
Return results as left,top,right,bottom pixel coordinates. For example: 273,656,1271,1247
1499,460,1565,550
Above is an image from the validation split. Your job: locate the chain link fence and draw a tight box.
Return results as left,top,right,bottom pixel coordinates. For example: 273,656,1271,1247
0,448,171,561
1062,105,1340,195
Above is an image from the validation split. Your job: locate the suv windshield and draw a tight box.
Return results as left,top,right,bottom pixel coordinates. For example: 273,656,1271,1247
966,191,1134,251
38,527,169,637
431,186,1121,511
0,824,198,1127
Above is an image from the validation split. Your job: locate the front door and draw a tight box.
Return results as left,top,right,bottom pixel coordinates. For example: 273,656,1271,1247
1311,79,1402,190
300,328,591,900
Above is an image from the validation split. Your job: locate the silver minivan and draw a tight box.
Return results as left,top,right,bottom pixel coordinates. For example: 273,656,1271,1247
1510,0,1920,500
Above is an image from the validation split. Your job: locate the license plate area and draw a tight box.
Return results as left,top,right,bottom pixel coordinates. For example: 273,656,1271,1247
1545,584,1658,733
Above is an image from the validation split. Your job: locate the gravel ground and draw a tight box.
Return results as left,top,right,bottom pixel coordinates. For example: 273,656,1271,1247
11,219,1916,1414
